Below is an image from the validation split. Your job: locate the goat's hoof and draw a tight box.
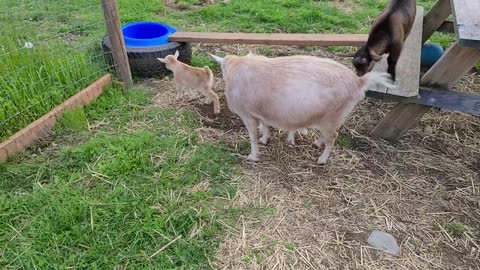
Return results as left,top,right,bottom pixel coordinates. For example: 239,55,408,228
259,137,269,145
247,154,259,162
317,158,328,165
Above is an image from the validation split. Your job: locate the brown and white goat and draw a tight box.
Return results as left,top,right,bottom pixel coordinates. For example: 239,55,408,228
209,53,394,164
158,50,220,114
352,0,416,81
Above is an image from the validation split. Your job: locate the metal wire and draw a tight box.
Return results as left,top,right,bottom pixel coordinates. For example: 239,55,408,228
0,0,120,140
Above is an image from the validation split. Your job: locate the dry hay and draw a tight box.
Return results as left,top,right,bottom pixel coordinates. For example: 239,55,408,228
144,44,480,269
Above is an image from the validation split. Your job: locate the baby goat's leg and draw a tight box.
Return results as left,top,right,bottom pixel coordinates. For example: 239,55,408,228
317,129,338,165
175,84,184,100
241,116,260,161
200,86,220,114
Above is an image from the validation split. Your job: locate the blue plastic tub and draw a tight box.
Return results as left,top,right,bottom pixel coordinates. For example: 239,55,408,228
122,21,177,47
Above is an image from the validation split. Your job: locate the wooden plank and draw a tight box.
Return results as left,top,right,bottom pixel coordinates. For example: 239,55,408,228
417,87,480,115
0,74,112,163
422,0,452,44
369,6,423,97
421,43,480,89
101,0,133,88
389,6,423,97
451,0,480,48
169,32,368,47
370,103,431,141
437,21,454,34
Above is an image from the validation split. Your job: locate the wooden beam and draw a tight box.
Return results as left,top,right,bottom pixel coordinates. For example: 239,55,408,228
0,74,113,163
421,43,480,89
390,6,424,97
437,20,454,34
417,87,480,115
101,0,133,88
422,0,452,44
370,103,431,141
451,0,480,48
169,32,368,47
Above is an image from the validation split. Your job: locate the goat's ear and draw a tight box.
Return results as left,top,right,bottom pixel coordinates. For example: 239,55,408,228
369,49,382,61
174,50,180,58
157,58,167,63
208,53,224,65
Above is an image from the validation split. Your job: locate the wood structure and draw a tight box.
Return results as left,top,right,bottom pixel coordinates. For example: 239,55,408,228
170,0,480,141
371,0,480,140
101,0,133,88
0,74,113,162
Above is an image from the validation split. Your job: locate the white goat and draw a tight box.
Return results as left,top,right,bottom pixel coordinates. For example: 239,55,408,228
245,52,308,145
158,50,220,114
209,53,394,164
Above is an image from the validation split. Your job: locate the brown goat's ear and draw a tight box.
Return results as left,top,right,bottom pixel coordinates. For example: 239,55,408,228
174,50,180,58
369,49,382,61
157,58,167,63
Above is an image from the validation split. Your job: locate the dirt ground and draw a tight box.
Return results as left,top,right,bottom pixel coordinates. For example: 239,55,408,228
145,44,480,270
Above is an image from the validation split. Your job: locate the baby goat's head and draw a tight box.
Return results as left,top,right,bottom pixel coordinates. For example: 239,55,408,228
157,50,180,71
352,46,382,76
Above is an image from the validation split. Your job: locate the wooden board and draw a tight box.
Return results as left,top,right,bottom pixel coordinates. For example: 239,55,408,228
421,43,480,89
417,87,480,115
422,0,452,43
169,32,368,47
451,0,480,48
0,74,112,163
369,6,423,97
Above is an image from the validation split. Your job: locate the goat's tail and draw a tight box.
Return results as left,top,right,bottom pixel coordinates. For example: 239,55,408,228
359,72,396,92
204,66,214,88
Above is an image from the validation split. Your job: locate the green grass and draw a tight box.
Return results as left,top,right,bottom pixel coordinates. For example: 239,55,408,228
445,221,466,237
0,88,239,268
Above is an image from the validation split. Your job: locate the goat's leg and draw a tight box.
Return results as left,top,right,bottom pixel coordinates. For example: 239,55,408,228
200,86,221,114
317,130,338,165
259,123,271,145
287,131,296,145
387,40,403,82
175,84,184,100
241,116,260,161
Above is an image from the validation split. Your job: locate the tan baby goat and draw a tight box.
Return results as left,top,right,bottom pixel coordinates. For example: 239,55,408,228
158,50,220,114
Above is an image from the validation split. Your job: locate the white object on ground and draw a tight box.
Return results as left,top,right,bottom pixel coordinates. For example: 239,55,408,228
367,230,401,256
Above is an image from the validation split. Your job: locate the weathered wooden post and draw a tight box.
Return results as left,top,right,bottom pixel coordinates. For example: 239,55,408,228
101,0,133,88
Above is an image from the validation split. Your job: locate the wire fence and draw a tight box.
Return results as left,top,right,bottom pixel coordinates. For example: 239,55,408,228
0,0,123,141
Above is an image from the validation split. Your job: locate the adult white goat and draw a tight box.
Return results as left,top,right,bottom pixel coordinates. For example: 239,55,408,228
209,53,394,164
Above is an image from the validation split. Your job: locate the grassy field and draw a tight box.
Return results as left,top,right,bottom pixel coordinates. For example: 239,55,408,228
1,0,468,268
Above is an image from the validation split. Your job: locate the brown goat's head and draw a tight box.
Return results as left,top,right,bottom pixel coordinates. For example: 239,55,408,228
352,46,382,76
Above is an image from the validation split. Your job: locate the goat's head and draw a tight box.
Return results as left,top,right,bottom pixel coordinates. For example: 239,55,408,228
157,50,180,71
352,46,382,76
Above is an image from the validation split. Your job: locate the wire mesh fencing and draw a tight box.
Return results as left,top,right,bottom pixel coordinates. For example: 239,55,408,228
0,0,123,141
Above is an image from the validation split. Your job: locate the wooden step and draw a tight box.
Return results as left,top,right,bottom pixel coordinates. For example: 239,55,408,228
369,6,424,97
451,0,480,48
169,32,368,47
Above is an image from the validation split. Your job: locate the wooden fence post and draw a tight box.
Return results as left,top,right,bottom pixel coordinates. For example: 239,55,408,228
101,0,133,88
